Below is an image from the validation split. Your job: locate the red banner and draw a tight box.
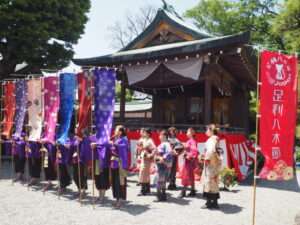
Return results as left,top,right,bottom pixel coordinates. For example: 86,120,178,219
225,134,255,180
2,82,16,137
76,71,93,137
259,51,298,181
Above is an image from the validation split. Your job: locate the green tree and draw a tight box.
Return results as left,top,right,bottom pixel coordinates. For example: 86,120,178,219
115,82,134,102
0,0,91,79
184,0,285,49
271,0,300,52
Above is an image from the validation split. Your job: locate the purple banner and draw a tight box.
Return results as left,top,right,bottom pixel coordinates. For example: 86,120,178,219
93,68,116,144
13,80,28,138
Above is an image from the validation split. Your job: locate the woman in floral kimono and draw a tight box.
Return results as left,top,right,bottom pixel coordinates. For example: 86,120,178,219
179,128,198,198
200,124,221,209
109,125,129,209
137,127,156,196
153,130,173,202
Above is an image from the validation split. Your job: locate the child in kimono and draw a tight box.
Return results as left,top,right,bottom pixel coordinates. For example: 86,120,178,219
153,130,173,202
179,128,198,198
135,127,145,186
137,127,156,196
109,125,129,209
167,127,184,190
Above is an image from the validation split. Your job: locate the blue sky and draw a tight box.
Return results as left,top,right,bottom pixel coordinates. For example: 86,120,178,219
66,0,200,72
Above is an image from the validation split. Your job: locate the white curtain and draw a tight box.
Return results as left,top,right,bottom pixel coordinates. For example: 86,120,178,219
125,57,203,85
125,62,161,85
164,57,203,80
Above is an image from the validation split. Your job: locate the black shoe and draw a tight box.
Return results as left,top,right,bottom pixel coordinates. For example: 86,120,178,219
136,182,141,186
187,189,196,197
178,190,186,198
161,189,167,201
137,184,146,196
212,200,219,209
201,200,213,209
153,191,162,202
145,183,151,195
168,184,177,190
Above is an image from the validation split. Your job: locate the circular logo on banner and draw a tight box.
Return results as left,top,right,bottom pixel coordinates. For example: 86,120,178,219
266,55,292,86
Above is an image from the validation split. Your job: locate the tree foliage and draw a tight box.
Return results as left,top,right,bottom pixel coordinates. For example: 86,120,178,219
184,0,287,50
272,0,300,52
115,82,134,103
0,0,91,79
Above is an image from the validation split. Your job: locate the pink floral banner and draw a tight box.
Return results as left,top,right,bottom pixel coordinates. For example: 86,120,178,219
43,76,60,142
27,78,43,141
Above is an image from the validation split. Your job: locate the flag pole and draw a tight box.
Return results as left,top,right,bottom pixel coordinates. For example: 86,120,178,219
41,78,45,195
41,143,45,195
91,71,95,209
252,49,262,225
56,145,60,200
74,87,83,206
56,74,61,200
0,82,4,182
11,83,16,186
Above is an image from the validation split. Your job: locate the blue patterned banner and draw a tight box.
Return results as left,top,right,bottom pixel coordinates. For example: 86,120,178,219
13,80,28,137
94,68,116,144
56,73,75,145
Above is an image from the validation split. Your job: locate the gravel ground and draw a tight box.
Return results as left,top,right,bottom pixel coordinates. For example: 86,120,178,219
0,162,299,225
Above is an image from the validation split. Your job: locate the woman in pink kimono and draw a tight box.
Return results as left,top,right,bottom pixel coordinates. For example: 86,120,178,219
200,124,222,209
179,128,198,198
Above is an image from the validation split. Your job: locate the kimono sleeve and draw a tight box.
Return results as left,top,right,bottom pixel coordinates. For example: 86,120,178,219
115,138,129,169
163,142,172,161
204,137,218,161
187,139,198,159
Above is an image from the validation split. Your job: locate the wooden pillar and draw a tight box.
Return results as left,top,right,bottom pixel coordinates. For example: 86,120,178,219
204,77,212,125
119,81,126,122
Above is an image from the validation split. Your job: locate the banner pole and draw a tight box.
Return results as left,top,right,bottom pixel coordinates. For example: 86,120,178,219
56,145,60,200
0,82,3,182
56,74,61,200
11,83,15,186
75,89,83,206
91,79,95,210
24,79,29,190
41,144,45,195
252,49,261,225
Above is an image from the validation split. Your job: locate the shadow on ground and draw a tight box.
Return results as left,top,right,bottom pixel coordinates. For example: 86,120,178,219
239,171,300,193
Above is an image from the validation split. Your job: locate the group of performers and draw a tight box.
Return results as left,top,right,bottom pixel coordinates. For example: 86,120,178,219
1,123,222,210
135,125,222,209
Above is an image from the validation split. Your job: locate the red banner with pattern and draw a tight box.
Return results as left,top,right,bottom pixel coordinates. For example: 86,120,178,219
259,51,298,181
76,71,93,137
2,82,16,137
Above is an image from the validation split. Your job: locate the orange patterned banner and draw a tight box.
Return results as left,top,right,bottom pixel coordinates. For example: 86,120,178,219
2,82,16,137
